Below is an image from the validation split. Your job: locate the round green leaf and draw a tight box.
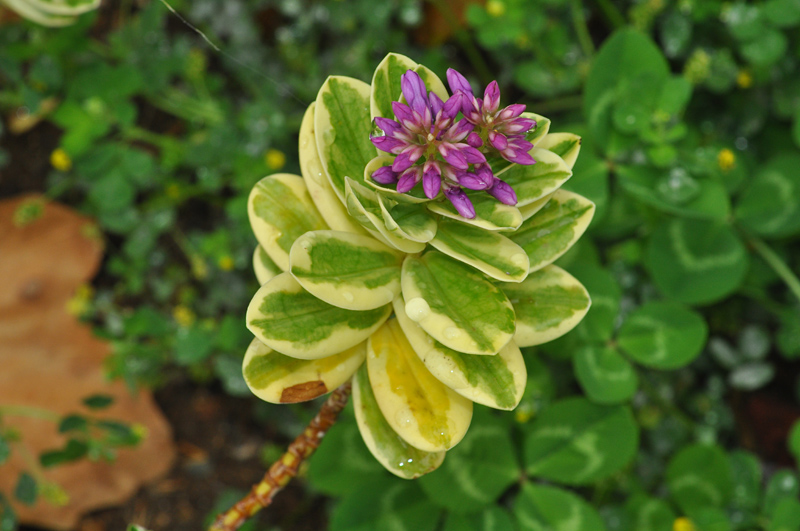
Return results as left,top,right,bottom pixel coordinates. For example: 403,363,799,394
625,495,676,531
765,470,800,515
524,397,639,484
789,420,800,466
442,507,516,531
735,154,800,238
617,301,708,369
573,345,638,404
514,483,607,531
666,443,733,515
646,218,749,305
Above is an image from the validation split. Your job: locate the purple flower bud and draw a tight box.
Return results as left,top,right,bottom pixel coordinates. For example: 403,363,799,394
483,81,501,114
502,144,536,165
459,172,492,190
422,162,442,199
429,92,444,117
392,149,420,172
447,119,474,143
487,179,518,206
488,131,508,151
397,166,422,193
442,93,463,120
391,102,418,131
438,143,469,170
445,187,476,218
461,145,487,164
467,132,483,148
371,135,407,154
498,104,526,121
371,166,398,184
374,117,403,136
446,68,473,97
474,163,494,182
401,70,430,117
501,117,536,134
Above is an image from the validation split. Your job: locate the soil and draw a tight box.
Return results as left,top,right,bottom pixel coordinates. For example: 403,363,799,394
20,380,329,531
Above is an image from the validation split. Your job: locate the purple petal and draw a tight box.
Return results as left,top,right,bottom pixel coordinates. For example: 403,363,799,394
371,135,407,154
401,70,429,117
374,117,403,135
458,172,492,190
498,104,526,121
488,179,518,205
445,187,476,218
483,81,501,114
507,136,534,152
438,143,469,170
445,119,474,143
467,132,483,148
460,145,487,164
371,166,398,184
442,93,463,120
392,101,418,130
489,131,508,151
392,151,415,172
446,68,473,97
429,92,444,117
397,167,422,193
501,117,536,135
502,148,536,165
422,162,442,199
474,163,494,182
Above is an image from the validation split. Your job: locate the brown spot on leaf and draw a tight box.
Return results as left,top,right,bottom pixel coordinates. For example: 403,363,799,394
280,381,327,403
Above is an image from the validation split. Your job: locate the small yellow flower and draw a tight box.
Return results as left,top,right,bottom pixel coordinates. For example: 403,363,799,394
50,148,72,172
191,256,209,280
514,405,534,424
486,0,506,17
673,517,697,531
66,284,93,317
264,149,286,171
166,184,181,200
717,148,736,171
218,255,235,271
39,481,69,507
173,305,196,328
737,69,753,89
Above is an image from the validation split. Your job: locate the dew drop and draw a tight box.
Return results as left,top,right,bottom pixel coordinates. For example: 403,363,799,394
405,297,430,321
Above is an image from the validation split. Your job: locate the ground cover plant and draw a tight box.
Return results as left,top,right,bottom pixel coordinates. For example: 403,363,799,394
1,0,800,530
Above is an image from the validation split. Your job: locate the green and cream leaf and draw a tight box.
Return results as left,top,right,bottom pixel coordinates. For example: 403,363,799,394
367,319,473,452
430,219,529,282
253,244,281,285
289,230,403,311
371,53,420,120
243,337,365,404
427,192,522,231
525,112,551,146
501,265,591,347
246,272,391,360
518,193,554,222
535,133,582,170
496,148,572,207
353,364,445,479
364,155,428,203
509,189,595,273
248,174,328,271
379,196,438,243
401,252,516,355
300,103,369,235
394,297,525,410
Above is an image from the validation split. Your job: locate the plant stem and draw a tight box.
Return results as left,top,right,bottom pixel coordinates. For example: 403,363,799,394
571,0,595,57
745,233,800,305
594,0,626,29
209,382,353,531
0,405,61,422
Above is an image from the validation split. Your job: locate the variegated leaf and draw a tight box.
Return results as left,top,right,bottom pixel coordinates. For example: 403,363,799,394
248,174,328,271
496,148,572,207
509,189,595,273
518,193,554,222
525,112,551,146
253,244,281,285
289,230,403,311
364,155,428,203
501,265,591,347
401,251,516,355
246,272,391,360
427,192,522,232
300,103,369,235
242,337,365,404
370,53,420,120
394,297,526,410
536,132,582,170
430,219,529,282
345,177,426,253
315,76,375,201
367,319,473,452
352,364,445,479
379,196,438,243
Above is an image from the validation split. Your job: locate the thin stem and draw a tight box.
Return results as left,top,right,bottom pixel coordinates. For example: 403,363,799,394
428,0,493,86
745,233,800,305
0,405,61,422
209,382,352,531
571,0,595,57
594,0,626,29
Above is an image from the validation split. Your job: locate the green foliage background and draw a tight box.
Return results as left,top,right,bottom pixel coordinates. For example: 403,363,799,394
1,0,800,529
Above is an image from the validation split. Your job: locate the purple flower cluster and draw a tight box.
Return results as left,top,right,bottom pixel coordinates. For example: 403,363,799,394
369,68,536,218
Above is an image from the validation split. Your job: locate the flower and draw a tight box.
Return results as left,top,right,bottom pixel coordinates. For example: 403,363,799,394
242,53,595,479
264,148,286,171
370,68,536,218
717,148,736,171
50,148,72,172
